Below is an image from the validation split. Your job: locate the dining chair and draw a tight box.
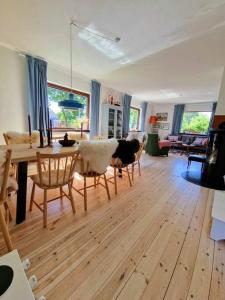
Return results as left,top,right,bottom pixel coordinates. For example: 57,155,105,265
108,158,132,195
107,139,140,195
131,142,145,180
3,131,46,176
29,151,77,228
73,139,118,211
68,132,89,142
3,131,40,145
0,149,18,252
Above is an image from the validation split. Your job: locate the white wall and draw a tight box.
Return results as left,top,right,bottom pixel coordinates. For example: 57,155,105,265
216,67,225,115
185,102,213,112
0,45,28,143
48,64,90,94
150,103,175,139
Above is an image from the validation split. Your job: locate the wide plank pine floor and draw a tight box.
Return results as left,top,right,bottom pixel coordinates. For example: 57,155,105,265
0,154,225,299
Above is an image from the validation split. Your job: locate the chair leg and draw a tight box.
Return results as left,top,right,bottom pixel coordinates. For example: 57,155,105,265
43,189,48,228
0,205,13,251
60,186,63,202
114,168,118,195
3,202,12,224
94,176,97,188
68,183,76,214
126,166,132,187
103,173,111,200
29,182,35,211
84,177,87,211
138,161,141,176
132,164,134,181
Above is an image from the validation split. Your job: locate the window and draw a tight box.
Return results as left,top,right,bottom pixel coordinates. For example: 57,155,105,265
129,107,140,131
180,111,212,134
48,83,90,130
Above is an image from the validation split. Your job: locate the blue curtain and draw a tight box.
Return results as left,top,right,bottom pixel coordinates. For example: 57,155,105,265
208,102,217,130
90,80,101,137
171,104,185,135
26,55,48,133
122,94,132,137
140,101,148,132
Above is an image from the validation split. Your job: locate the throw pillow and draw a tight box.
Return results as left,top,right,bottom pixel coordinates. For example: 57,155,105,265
191,137,204,146
201,138,209,146
182,136,195,145
168,135,178,142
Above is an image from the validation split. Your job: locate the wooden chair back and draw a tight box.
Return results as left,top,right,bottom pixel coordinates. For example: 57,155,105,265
3,133,9,145
3,131,39,145
36,151,78,187
135,142,145,161
0,150,12,203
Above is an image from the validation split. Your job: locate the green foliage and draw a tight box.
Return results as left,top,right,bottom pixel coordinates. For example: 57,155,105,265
180,112,211,134
129,108,139,130
48,86,88,129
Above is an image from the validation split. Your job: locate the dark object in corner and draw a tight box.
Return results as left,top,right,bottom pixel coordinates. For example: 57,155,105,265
218,122,225,129
202,128,225,188
113,139,140,165
0,265,14,296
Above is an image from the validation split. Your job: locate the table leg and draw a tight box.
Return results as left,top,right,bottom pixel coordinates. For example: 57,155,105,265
16,162,28,224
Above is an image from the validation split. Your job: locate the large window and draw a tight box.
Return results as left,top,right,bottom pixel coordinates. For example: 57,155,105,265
180,111,212,134
129,107,140,131
48,83,90,130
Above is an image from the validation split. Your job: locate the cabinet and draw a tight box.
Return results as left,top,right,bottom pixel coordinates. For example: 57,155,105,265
102,104,123,139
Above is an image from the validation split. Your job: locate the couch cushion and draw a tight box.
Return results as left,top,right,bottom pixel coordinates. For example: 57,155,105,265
168,135,179,142
181,136,195,145
201,137,209,146
191,137,205,146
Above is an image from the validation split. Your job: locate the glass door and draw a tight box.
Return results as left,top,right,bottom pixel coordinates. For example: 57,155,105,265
108,108,115,138
116,109,122,139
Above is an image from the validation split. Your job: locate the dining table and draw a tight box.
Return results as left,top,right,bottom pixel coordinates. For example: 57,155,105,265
0,143,79,224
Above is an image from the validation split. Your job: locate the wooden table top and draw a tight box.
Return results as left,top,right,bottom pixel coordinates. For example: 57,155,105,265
0,143,79,163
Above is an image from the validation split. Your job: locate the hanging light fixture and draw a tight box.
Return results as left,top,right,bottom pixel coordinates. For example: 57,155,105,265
59,20,121,110
58,21,84,110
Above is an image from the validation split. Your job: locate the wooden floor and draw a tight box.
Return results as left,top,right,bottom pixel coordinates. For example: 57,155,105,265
1,154,225,300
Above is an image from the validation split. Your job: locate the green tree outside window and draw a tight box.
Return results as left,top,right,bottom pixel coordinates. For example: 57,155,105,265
180,112,211,134
48,85,89,129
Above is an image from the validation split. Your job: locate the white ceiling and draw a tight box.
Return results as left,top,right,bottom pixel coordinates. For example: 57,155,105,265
0,0,225,103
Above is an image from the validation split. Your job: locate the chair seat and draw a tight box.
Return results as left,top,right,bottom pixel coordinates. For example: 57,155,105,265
31,169,71,187
78,171,104,177
110,163,128,168
188,154,206,163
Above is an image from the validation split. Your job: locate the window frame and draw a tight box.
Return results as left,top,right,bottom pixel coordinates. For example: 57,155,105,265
47,82,90,131
129,106,140,131
180,110,212,135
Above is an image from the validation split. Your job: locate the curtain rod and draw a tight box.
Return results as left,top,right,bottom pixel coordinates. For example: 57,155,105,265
17,49,47,62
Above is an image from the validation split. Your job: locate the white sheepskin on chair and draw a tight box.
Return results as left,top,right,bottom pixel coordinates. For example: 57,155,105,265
78,139,118,174
126,131,146,143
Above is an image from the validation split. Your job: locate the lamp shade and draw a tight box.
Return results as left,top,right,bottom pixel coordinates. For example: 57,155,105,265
149,115,157,125
58,93,84,110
